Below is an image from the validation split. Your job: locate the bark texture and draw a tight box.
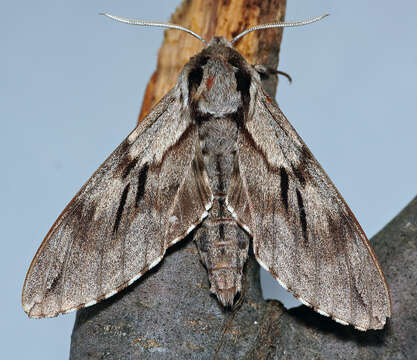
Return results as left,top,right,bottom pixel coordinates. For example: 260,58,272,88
70,1,416,359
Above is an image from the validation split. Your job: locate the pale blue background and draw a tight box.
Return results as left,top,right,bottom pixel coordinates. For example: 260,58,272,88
2,1,416,358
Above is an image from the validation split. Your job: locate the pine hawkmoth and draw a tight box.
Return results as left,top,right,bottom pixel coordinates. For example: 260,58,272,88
22,14,391,331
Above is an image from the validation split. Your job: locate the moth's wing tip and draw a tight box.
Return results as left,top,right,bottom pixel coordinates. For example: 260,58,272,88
21,293,38,317
22,303,60,319
354,316,390,331
22,304,33,318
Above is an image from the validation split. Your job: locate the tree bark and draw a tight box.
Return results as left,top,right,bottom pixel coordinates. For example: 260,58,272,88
70,1,416,359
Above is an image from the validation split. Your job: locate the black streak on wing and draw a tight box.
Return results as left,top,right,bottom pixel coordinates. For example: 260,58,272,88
280,166,289,211
46,271,63,297
291,146,314,188
135,163,149,207
122,157,138,179
352,281,367,310
296,188,308,242
113,183,130,234
292,165,306,187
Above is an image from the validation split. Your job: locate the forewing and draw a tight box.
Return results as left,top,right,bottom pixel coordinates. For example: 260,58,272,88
226,87,391,330
22,87,213,318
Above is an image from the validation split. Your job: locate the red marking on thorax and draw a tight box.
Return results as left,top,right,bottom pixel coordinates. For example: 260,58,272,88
206,76,215,91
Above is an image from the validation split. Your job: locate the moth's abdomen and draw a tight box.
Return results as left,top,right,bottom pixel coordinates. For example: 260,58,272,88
194,198,249,306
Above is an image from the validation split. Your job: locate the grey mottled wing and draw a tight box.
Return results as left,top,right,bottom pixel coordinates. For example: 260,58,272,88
22,87,213,318
226,87,391,330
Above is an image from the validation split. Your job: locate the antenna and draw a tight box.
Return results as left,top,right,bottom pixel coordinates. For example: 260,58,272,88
101,13,328,46
231,14,329,44
100,13,207,45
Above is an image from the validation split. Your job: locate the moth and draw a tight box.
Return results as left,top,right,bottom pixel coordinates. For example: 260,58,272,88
22,13,391,331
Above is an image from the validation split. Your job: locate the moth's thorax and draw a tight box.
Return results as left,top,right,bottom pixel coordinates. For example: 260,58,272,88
195,57,241,116
185,37,253,119
198,117,238,193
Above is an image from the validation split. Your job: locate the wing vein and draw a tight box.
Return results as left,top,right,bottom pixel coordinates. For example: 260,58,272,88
59,222,78,312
